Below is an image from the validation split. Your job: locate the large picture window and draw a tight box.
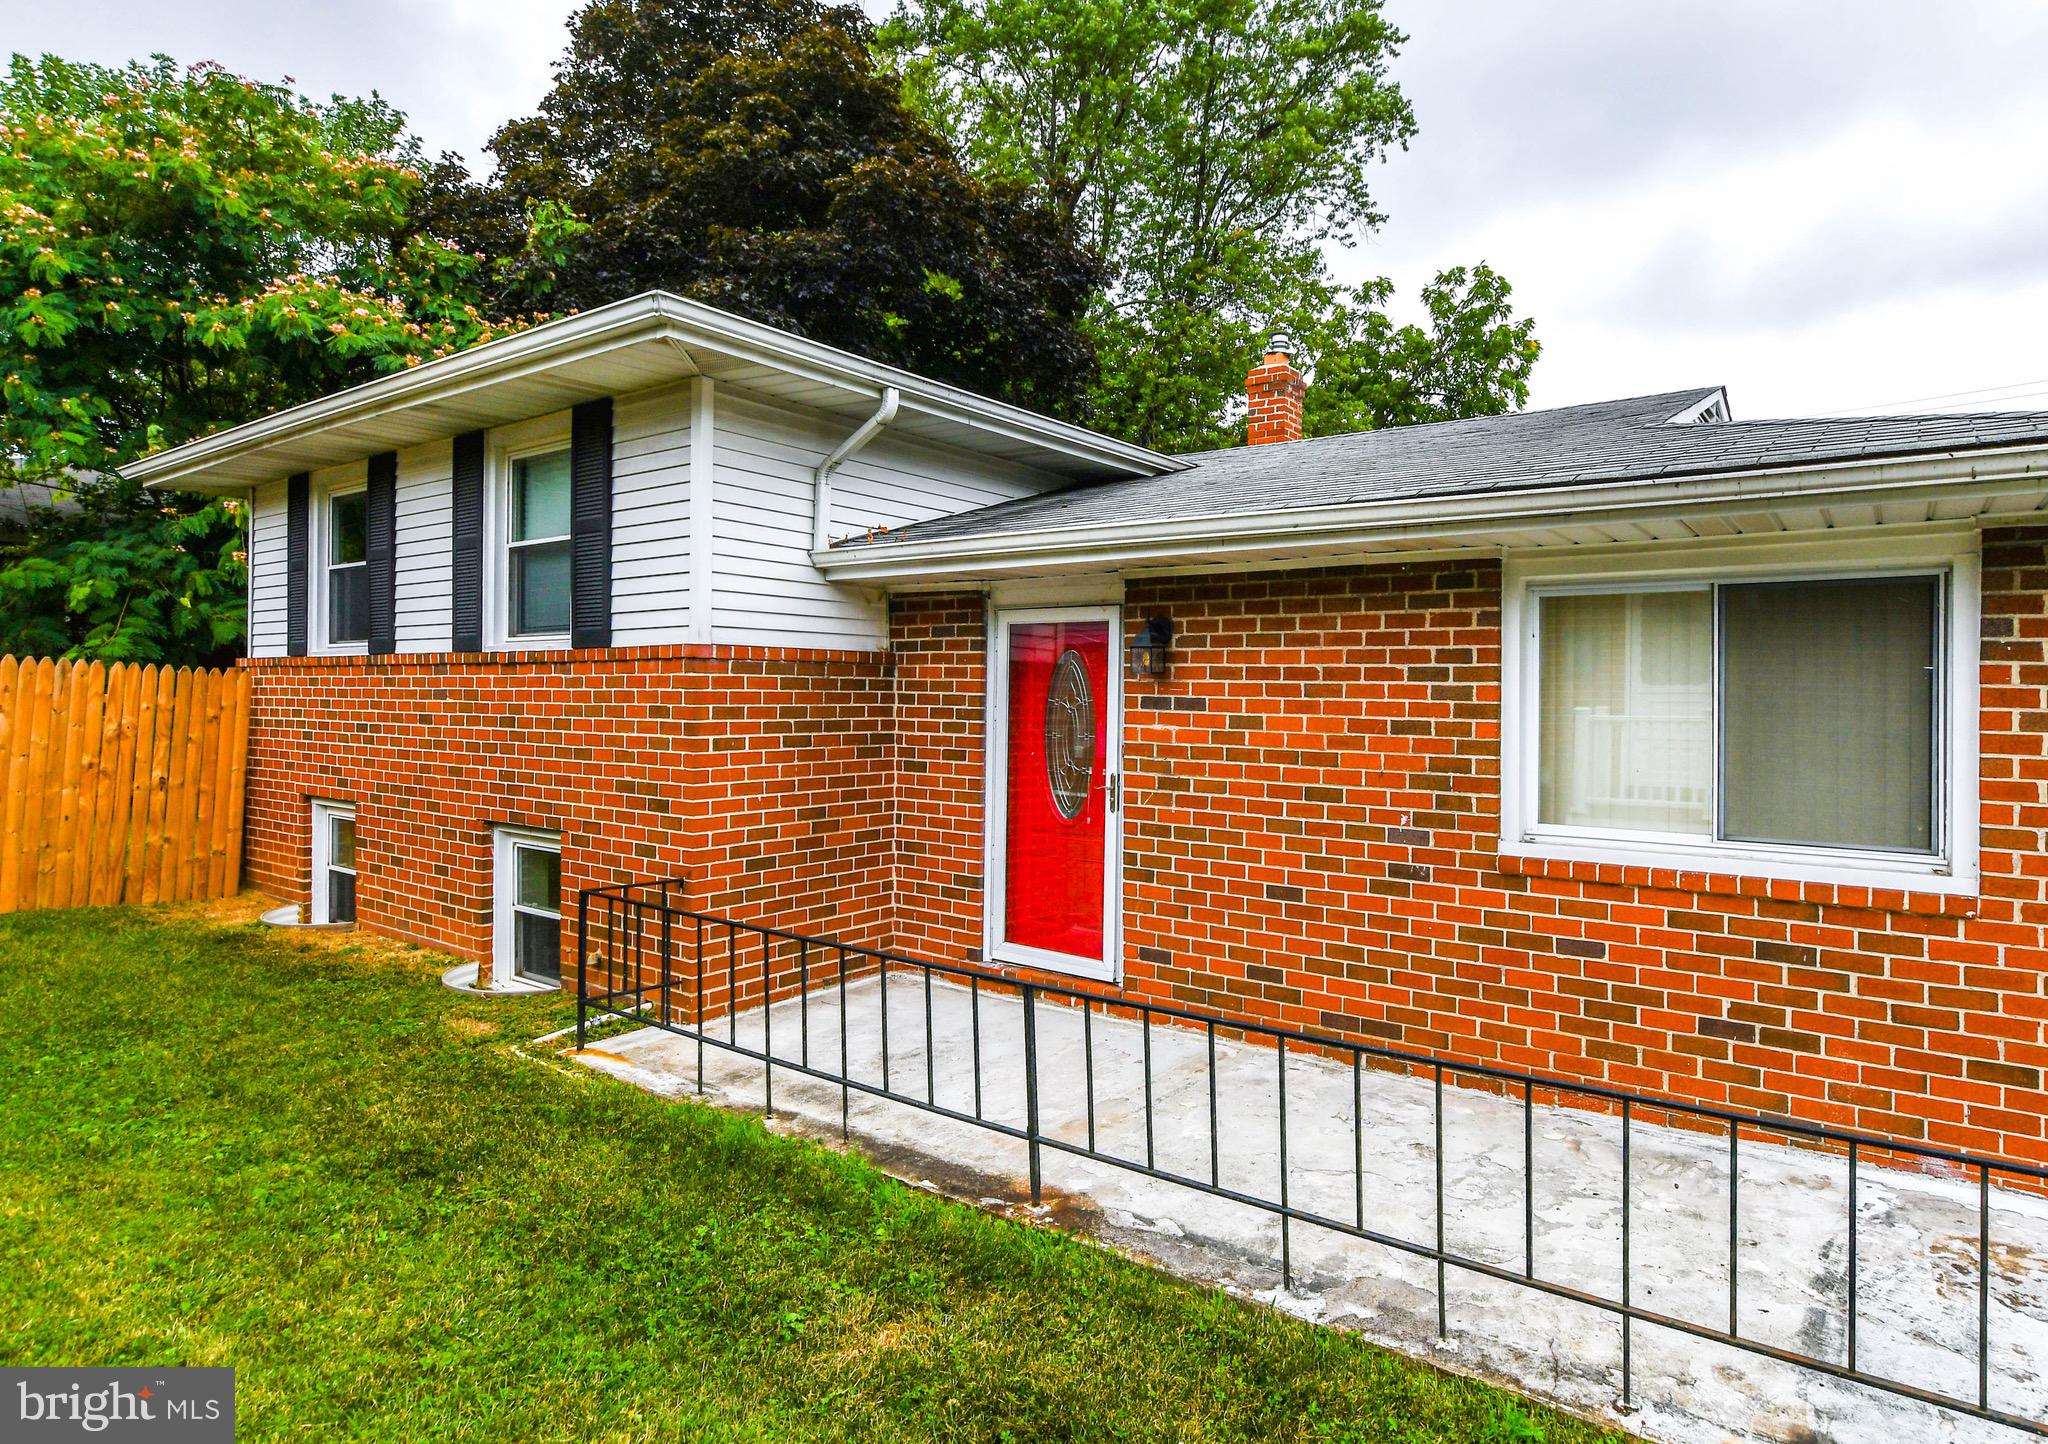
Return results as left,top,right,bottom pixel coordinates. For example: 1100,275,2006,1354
1506,541,1976,891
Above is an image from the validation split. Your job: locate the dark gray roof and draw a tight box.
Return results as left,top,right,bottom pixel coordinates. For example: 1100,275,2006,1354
857,388,2048,549
0,481,82,532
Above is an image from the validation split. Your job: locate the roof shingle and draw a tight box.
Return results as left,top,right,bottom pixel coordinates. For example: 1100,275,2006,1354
857,388,2048,549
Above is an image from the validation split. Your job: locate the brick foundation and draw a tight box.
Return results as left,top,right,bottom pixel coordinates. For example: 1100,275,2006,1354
244,643,894,983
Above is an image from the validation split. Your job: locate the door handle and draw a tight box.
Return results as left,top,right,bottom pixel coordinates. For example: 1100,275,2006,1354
1105,773,1120,812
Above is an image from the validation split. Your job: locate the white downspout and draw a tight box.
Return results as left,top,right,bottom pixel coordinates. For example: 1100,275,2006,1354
813,387,900,553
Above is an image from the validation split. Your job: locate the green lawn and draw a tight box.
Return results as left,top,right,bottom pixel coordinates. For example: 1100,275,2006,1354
0,904,1627,1443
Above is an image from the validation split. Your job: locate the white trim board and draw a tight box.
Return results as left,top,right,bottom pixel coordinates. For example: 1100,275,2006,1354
815,450,2048,584
989,575,1125,608
689,376,716,643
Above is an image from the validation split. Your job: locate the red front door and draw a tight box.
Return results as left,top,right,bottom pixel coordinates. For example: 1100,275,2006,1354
1002,617,1113,966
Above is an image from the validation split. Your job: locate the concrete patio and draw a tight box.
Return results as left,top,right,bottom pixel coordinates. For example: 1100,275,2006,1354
570,970,2048,1444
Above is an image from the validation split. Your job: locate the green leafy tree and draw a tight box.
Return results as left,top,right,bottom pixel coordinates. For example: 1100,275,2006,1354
1304,264,1540,437
882,0,1540,450
0,54,566,664
0,493,247,663
425,0,1103,417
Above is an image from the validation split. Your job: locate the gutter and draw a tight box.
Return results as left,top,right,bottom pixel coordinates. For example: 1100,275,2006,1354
813,387,899,551
124,294,673,487
811,444,2048,582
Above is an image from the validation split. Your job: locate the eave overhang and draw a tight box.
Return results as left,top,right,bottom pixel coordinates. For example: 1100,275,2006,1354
813,442,2048,584
128,291,1184,493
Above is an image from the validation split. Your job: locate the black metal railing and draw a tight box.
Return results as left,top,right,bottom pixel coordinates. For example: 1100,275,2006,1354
577,879,2048,1437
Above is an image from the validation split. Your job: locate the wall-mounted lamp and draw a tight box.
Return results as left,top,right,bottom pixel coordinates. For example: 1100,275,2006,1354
1127,615,1175,680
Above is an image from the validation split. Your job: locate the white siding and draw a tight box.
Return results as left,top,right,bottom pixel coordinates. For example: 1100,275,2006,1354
239,379,1064,658
830,430,1052,541
394,441,452,652
710,385,1057,650
611,382,693,647
247,479,289,658
711,389,874,647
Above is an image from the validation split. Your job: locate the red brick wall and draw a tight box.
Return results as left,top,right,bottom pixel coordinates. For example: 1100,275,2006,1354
885,534,2048,1169
888,594,988,962
242,531,2048,1167
244,643,893,981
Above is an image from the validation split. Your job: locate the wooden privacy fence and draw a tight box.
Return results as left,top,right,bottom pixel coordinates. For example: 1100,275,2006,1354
0,657,250,914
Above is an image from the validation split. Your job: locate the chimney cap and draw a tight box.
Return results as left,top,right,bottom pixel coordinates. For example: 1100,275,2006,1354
1265,330,1296,362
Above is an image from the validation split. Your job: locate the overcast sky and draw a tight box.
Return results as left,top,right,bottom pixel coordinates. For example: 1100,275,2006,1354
12,1,2048,419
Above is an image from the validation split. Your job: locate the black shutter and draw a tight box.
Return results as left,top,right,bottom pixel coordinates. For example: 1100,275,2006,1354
450,431,486,653
570,398,613,649
366,451,397,656
285,472,310,657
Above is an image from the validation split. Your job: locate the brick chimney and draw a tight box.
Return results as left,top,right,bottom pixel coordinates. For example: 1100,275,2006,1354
1246,331,1305,445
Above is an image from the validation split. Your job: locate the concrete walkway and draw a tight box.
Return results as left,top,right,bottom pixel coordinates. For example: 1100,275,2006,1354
570,970,2048,1444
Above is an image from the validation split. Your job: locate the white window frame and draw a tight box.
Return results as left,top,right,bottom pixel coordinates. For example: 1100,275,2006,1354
1500,529,1979,894
982,604,1125,983
310,799,356,925
485,414,574,652
492,826,564,989
310,465,369,656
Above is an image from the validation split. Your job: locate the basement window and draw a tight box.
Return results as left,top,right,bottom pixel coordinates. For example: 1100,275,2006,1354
1502,536,1979,892
311,800,356,925
493,828,562,986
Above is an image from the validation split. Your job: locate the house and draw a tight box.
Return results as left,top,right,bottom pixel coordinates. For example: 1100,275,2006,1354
0,479,82,546
128,290,2048,1168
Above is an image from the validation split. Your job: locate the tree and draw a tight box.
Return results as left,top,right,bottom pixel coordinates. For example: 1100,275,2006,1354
0,54,564,664
0,491,247,664
881,0,1540,451
425,0,1103,417
881,0,1412,449
1304,265,1539,437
